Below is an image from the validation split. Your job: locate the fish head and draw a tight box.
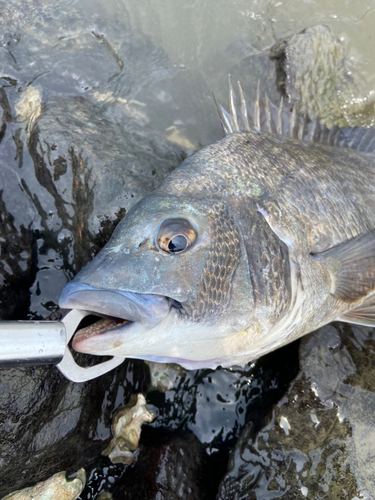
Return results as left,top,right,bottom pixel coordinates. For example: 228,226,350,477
59,191,257,369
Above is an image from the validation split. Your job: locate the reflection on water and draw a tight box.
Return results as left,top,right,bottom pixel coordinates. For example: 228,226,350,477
1,0,375,498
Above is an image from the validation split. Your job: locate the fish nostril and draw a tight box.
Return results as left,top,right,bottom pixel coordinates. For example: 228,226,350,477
138,239,147,248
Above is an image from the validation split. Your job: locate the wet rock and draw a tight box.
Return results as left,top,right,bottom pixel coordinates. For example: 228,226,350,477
271,25,348,124
147,361,185,392
0,88,37,320
3,469,86,500
76,457,127,500
270,25,374,128
103,393,155,465
217,322,375,499
0,359,150,497
111,428,209,500
15,85,42,130
97,493,113,500
146,342,299,448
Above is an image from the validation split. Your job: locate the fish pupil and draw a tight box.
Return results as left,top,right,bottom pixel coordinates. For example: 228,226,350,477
168,234,187,252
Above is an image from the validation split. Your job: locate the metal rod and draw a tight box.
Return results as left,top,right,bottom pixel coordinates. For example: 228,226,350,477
0,321,66,367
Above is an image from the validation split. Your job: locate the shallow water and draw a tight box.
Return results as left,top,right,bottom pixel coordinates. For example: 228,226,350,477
1,0,375,498
3,0,375,149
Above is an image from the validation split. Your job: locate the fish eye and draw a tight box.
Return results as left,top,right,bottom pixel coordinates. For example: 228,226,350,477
157,218,197,254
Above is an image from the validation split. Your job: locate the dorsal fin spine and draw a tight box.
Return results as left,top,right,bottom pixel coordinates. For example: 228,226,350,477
290,106,297,138
214,78,375,156
213,93,232,135
365,134,375,153
356,129,369,151
254,81,261,131
265,94,272,133
221,106,234,134
298,117,305,140
277,96,283,135
228,75,239,132
238,81,250,132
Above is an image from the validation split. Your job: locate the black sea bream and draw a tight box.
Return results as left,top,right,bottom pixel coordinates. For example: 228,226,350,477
59,80,375,369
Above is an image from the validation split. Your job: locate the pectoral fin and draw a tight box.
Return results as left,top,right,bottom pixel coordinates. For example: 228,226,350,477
315,229,375,302
338,294,375,327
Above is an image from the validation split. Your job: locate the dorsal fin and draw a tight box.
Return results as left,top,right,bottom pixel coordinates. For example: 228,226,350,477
216,76,375,156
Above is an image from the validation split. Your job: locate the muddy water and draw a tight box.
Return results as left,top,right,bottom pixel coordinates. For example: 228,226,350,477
4,0,375,154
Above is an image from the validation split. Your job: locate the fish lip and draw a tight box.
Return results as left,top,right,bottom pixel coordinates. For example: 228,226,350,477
59,282,170,326
70,319,218,369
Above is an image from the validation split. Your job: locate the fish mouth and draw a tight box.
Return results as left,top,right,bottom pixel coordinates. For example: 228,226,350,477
69,316,132,350
58,282,170,354
59,282,242,370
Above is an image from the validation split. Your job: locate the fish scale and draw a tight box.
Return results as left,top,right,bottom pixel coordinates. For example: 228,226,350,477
184,203,240,321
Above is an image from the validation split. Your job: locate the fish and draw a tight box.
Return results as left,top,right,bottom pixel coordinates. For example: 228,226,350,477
59,78,375,370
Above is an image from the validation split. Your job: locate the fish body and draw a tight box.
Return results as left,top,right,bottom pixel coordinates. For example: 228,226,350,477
59,84,375,369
